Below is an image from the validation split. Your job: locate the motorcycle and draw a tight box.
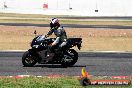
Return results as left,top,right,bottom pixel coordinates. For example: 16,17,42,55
22,34,82,67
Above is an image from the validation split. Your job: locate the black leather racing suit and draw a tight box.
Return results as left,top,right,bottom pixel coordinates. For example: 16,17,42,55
46,26,67,51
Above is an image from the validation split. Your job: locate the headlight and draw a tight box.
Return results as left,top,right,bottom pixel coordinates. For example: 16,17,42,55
32,45,39,48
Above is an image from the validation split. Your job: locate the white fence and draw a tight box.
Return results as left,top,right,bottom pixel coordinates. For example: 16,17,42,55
0,0,132,16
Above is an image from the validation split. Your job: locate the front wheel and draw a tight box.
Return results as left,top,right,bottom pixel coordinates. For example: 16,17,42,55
22,51,37,67
61,49,78,67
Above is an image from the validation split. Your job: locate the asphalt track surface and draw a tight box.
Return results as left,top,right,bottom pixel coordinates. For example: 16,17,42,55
0,20,132,76
0,23,132,29
0,51,132,76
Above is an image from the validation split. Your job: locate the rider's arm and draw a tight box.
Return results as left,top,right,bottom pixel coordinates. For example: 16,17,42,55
45,29,54,38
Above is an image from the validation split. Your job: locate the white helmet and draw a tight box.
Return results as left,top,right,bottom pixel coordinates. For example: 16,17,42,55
50,18,60,28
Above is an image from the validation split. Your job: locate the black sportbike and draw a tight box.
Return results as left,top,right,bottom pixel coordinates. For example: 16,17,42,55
22,35,82,67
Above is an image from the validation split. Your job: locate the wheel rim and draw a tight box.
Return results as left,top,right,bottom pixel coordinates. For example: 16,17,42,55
25,54,35,64
63,55,73,63
67,50,76,58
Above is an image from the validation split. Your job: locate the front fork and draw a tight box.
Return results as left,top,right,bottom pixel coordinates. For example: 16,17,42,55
28,49,40,62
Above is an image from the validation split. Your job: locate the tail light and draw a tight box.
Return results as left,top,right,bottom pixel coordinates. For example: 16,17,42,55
77,41,82,50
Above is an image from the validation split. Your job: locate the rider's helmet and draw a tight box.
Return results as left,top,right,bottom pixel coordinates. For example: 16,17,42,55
50,18,60,29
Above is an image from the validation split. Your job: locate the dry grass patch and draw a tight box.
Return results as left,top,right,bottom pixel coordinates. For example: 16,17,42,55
0,25,132,51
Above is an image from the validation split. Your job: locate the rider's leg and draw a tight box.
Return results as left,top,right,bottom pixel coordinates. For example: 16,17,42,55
58,41,67,51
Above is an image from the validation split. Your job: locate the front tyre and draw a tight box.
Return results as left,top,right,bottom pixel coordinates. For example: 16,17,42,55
61,49,78,67
22,51,37,67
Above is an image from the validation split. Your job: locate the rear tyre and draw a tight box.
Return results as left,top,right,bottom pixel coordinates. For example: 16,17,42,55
22,51,37,67
61,49,78,67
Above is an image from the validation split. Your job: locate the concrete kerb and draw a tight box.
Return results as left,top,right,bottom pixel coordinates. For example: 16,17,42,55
0,75,132,80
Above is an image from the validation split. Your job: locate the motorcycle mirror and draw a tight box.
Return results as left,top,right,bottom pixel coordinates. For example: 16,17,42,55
34,30,37,35
34,30,37,37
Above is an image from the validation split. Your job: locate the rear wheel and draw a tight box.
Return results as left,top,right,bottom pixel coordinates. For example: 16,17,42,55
61,49,78,67
22,51,37,67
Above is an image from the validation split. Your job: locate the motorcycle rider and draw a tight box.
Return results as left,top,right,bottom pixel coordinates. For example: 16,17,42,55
45,18,67,52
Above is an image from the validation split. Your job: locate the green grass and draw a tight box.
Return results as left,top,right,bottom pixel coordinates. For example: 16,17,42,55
0,77,131,88
0,13,57,18
1,19,132,26
1,12,132,25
